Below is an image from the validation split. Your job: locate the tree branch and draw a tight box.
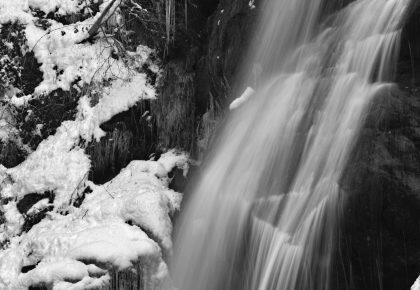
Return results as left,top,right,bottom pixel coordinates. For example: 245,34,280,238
88,0,120,38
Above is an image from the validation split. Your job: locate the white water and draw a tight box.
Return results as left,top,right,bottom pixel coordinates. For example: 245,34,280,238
171,1,410,289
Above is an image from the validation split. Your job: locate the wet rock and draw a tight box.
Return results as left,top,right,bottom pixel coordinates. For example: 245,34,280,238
335,60,420,290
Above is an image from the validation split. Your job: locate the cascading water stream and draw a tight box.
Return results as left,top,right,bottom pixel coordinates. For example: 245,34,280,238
170,0,411,289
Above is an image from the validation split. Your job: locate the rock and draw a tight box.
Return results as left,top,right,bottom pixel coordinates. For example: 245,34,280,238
335,59,420,290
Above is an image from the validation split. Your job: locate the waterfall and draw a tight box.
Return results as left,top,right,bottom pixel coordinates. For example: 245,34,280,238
170,0,410,289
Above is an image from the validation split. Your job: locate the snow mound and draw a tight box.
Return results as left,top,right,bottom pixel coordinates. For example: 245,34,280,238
82,153,184,251
0,151,188,289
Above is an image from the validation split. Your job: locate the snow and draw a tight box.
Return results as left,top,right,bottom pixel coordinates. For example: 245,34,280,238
412,276,420,290
1,201,24,239
17,258,91,288
0,0,158,214
0,149,188,288
0,0,188,288
81,155,185,250
0,47,156,211
28,0,92,15
78,73,156,142
249,0,256,9
158,150,190,176
26,198,50,215
0,68,160,241
53,274,110,290
0,151,187,288
2,119,91,207
0,114,188,288
229,86,255,110
9,94,33,107
0,0,129,95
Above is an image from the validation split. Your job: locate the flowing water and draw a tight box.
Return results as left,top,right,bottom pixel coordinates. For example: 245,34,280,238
170,0,410,289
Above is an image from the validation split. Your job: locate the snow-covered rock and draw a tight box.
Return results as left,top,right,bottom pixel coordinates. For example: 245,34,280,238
0,150,188,289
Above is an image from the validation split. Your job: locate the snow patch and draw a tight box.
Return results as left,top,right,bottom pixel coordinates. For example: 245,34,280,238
229,87,255,110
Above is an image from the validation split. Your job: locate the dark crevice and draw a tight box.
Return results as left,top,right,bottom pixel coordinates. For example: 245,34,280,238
21,206,54,233
87,100,158,184
17,191,55,233
17,191,54,214
21,262,39,274
72,186,93,208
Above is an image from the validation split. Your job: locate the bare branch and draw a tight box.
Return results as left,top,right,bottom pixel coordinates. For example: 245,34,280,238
88,0,120,38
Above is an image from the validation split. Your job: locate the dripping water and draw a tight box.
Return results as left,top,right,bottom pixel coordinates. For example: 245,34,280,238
170,0,411,289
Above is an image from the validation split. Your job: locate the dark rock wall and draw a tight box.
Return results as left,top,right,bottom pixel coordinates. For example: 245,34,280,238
332,6,420,289
153,0,258,154
173,0,420,289
88,0,257,173
203,0,258,104
336,81,420,290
